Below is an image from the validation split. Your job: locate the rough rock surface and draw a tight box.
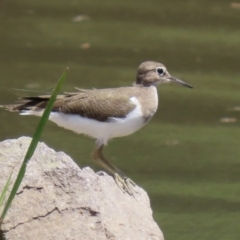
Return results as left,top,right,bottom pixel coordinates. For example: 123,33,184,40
0,137,164,240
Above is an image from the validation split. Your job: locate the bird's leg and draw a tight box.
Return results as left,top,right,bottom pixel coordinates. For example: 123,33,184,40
91,144,137,195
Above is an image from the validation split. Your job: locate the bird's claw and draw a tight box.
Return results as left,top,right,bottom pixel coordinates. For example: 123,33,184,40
114,173,137,196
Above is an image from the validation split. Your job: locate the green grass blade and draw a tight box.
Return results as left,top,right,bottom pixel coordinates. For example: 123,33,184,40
0,68,69,224
0,173,12,208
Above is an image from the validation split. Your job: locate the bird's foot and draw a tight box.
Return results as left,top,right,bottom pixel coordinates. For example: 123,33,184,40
114,173,137,196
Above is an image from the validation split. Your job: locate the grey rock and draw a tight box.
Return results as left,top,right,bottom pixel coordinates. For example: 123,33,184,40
0,137,164,240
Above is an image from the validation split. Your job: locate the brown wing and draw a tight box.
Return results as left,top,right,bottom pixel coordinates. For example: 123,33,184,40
1,87,137,122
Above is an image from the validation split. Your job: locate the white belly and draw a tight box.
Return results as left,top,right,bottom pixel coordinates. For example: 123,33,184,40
49,111,144,145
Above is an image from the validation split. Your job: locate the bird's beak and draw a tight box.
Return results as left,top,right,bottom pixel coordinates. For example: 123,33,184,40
168,76,193,89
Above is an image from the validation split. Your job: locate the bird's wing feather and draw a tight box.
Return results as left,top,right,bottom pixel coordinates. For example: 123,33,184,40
1,88,137,122
57,88,136,121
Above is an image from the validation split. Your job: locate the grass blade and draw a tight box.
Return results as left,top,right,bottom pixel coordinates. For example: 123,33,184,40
0,68,69,225
0,173,12,208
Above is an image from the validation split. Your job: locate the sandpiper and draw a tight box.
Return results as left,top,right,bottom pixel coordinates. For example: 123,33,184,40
1,61,192,195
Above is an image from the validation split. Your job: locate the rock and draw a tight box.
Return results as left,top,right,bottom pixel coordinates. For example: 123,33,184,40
0,137,164,240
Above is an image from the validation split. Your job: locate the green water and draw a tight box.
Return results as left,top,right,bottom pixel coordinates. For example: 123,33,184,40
1,1,240,239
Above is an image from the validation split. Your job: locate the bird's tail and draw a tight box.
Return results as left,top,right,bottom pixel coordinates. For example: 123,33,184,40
0,96,51,113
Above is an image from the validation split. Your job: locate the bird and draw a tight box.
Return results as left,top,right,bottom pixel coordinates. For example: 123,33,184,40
0,61,192,195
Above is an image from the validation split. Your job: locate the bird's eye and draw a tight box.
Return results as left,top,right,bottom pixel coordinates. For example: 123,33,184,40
157,67,165,76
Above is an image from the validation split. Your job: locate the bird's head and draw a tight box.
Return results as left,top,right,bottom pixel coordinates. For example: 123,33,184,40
135,61,193,88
